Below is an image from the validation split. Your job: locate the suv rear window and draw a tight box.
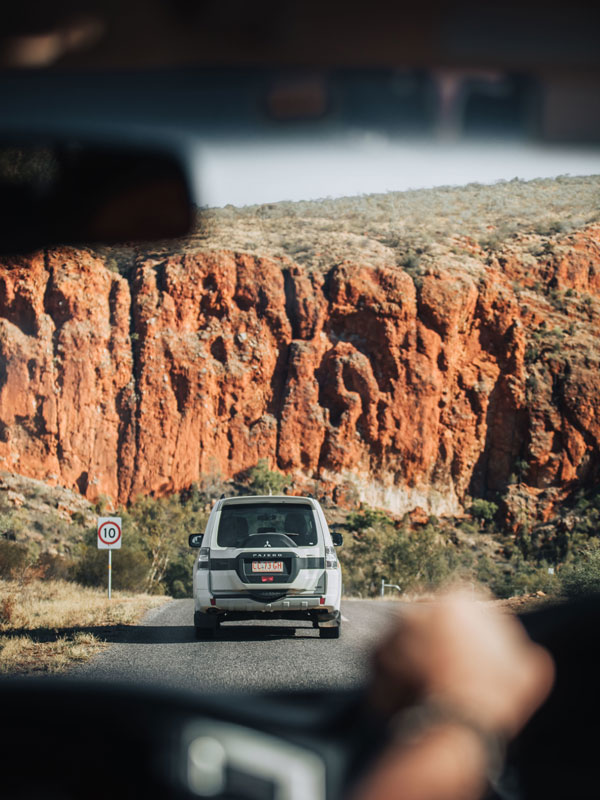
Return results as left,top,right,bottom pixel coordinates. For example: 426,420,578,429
216,503,318,548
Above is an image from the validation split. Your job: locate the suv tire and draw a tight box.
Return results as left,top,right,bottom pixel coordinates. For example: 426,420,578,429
194,612,219,639
319,623,341,639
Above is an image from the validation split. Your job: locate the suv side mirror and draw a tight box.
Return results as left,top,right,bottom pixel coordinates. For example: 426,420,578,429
188,534,203,548
331,532,343,546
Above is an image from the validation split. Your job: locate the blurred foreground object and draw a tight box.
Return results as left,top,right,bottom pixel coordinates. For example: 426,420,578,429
0,142,193,253
355,592,555,800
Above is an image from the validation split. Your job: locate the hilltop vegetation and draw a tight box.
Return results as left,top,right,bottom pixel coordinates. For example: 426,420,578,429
196,174,600,270
98,174,600,276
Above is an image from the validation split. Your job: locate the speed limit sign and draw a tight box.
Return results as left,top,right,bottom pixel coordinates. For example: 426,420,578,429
97,517,122,550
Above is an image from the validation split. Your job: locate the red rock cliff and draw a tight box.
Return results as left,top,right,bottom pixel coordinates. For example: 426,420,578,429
0,226,599,516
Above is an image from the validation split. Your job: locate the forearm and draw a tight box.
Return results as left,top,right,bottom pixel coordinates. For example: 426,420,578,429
353,593,555,800
353,722,489,800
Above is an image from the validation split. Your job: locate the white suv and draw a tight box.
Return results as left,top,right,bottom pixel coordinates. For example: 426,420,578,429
189,495,343,638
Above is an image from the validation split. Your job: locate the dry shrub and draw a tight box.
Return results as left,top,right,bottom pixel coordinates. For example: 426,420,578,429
0,632,103,674
179,176,600,274
0,541,29,579
0,578,169,674
72,547,151,593
0,578,168,632
35,552,73,581
0,593,15,624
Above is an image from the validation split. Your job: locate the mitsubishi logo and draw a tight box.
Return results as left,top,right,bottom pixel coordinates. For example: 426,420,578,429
264,540,271,548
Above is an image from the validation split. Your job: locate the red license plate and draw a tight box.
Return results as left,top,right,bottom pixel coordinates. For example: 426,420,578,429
251,561,284,573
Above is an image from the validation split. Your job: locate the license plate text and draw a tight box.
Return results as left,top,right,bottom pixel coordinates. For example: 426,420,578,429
251,561,284,573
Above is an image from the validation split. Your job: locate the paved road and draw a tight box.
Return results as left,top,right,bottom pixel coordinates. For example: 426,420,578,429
76,599,401,693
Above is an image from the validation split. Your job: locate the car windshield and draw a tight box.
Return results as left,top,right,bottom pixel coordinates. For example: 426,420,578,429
217,503,318,548
1,8,600,691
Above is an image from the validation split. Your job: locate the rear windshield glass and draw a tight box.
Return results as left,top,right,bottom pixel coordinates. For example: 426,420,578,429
216,503,318,548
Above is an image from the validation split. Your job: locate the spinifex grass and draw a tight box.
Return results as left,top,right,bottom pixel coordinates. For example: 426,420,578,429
0,578,169,674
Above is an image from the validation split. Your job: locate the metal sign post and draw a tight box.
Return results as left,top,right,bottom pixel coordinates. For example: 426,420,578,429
97,517,122,600
380,578,402,597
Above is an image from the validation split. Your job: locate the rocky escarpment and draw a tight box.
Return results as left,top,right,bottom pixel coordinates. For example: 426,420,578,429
0,222,599,519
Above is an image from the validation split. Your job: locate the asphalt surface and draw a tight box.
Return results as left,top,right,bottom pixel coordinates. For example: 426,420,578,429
76,599,401,693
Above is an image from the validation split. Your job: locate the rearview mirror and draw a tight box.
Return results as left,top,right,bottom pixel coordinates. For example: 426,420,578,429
188,534,204,548
331,532,343,547
0,141,193,253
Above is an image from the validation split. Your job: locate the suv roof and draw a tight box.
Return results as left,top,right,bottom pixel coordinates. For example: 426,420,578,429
218,495,317,508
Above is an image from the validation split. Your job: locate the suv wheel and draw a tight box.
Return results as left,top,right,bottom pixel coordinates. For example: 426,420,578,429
319,623,341,639
194,612,220,639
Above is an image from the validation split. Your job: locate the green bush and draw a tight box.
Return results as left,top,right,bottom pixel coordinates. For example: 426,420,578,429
339,505,566,600
163,551,195,598
245,459,291,495
476,552,559,598
511,519,573,565
71,545,151,592
399,251,421,270
346,506,390,531
35,552,73,581
0,540,29,578
68,491,209,596
339,515,465,597
470,499,498,526
0,511,25,541
560,542,600,598
525,374,539,393
459,520,480,535
94,495,112,515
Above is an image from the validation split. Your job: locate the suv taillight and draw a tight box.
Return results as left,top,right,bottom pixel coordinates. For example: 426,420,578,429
197,547,210,570
325,545,337,569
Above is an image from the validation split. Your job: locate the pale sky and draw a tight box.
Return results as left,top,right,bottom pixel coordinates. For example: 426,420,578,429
192,136,600,207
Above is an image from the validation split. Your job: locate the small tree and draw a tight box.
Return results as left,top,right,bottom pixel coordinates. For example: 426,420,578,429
470,499,498,528
346,507,390,531
123,495,191,593
514,458,529,481
246,459,291,495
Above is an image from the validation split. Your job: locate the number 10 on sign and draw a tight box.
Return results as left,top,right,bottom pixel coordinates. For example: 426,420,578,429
97,517,122,599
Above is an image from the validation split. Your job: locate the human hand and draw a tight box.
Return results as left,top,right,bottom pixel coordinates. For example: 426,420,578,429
353,591,555,800
368,590,554,738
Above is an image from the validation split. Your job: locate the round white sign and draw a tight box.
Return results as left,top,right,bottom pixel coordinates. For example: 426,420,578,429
97,517,122,549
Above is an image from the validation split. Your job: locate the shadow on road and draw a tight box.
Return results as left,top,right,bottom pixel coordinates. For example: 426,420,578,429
1,625,195,645
1,622,319,645
214,623,318,641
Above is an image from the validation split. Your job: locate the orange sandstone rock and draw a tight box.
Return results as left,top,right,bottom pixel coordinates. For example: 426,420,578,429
0,231,598,521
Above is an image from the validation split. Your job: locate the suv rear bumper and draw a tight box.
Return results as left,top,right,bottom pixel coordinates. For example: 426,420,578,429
194,586,340,619
199,593,337,613
194,608,340,625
